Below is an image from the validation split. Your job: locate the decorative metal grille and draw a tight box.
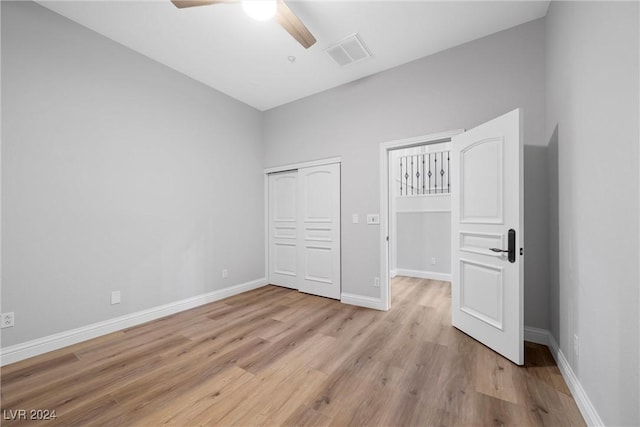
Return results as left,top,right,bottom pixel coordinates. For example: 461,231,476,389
399,151,450,196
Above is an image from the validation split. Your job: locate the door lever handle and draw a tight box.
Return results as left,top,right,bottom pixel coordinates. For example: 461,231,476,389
489,229,516,263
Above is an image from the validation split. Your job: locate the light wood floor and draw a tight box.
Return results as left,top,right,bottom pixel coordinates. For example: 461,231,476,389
1,277,585,426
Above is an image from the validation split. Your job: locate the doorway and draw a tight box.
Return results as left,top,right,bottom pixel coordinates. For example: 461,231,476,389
379,109,524,365
378,130,462,311
389,142,453,284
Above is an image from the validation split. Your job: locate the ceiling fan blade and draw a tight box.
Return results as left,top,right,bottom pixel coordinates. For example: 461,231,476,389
275,0,316,49
171,0,233,9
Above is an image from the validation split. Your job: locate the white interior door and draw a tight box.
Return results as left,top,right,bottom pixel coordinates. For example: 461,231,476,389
451,109,524,365
297,163,341,299
268,171,299,289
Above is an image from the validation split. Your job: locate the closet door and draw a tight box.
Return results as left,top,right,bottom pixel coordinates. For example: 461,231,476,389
297,163,341,299
268,171,299,289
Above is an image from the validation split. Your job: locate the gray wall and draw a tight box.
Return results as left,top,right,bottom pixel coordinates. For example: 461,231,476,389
396,212,451,274
263,18,549,329
545,2,639,425
1,1,265,347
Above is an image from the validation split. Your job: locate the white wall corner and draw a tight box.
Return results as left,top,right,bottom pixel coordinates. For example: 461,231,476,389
341,293,387,311
0,278,268,366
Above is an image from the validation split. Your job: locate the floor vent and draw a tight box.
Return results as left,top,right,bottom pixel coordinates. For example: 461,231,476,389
325,34,372,67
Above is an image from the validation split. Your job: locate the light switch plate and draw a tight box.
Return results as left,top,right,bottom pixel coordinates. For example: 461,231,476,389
352,214,359,224
111,291,121,305
367,214,380,225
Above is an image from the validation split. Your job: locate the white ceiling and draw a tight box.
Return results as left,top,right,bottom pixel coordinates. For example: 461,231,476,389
38,0,550,111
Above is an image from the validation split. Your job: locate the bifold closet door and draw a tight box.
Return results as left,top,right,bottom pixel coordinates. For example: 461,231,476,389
297,164,341,299
268,171,299,289
268,163,341,299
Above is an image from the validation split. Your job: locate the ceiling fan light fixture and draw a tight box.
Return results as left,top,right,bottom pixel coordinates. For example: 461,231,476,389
242,0,277,21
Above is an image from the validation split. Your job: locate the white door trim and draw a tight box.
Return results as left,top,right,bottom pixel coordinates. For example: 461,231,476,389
379,130,464,310
264,157,342,287
264,156,341,174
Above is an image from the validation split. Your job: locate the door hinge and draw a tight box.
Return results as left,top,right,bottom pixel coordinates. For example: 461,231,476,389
520,248,524,256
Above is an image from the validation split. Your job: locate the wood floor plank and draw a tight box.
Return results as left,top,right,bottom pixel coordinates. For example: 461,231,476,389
239,307,338,374
328,362,403,427
306,310,386,375
0,352,80,393
137,366,253,425
282,404,332,426
100,339,269,425
232,365,327,426
0,281,586,427
471,390,535,427
198,340,323,425
475,341,520,404
180,303,288,342
3,334,191,412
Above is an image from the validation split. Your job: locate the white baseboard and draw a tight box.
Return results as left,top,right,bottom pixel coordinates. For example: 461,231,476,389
341,293,386,311
390,269,398,278
0,278,267,366
395,268,451,282
524,325,550,345
523,327,604,427
546,333,605,427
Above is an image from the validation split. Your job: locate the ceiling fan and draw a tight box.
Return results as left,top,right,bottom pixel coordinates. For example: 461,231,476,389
170,0,317,49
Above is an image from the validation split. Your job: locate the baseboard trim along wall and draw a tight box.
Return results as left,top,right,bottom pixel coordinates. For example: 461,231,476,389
341,293,386,311
523,326,604,426
0,278,267,366
395,269,452,282
523,325,550,345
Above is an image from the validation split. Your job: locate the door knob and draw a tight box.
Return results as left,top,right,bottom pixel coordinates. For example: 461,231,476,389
489,229,516,263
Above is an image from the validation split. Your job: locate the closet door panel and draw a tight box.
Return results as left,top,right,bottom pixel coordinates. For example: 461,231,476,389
268,171,299,289
297,164,341,299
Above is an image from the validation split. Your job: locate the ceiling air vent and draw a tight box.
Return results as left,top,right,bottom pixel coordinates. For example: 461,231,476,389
325,34,372,67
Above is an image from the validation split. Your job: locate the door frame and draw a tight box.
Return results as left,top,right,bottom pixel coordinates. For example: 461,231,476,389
264,156,342,284
379,130,463,310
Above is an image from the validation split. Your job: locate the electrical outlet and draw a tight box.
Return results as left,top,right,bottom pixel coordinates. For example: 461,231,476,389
111,291,121,305
573,334,579,359
222,269,229,279
367,214,380,225
373,277,380,287
431,257,436,265
1,312,15,328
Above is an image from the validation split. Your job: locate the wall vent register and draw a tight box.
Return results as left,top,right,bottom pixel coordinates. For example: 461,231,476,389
325,34,372,67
